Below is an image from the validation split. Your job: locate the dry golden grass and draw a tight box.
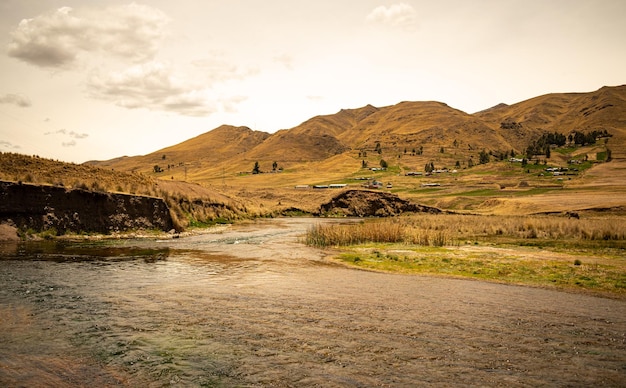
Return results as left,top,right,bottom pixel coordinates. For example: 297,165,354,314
306,214,626,296
306,213,626,248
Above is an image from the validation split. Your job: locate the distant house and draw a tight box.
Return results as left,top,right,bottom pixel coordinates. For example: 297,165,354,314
313,185,329,189
329,184,347,189
294,185,309,189
363,180,383,189
405,171,422,176
421,183,441,187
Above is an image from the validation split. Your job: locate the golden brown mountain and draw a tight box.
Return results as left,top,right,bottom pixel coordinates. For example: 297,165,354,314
88,85,626,176
475,85,626,157
88,125,270,172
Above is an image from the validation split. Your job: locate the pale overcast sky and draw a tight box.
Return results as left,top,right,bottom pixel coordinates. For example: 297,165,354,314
0,0,624,163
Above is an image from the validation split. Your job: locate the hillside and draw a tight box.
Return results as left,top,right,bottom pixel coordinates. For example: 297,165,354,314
89,85,625,180
475,85,626,157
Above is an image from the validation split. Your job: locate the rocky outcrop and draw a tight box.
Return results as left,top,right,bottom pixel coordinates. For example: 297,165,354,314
0,181,174,235
319,189,441,217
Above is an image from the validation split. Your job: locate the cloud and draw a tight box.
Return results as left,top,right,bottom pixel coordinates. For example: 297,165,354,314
86,61,220,117
69,131,88,139
0,140,21,149
366,3,418,30
0,93,32,107
44,128,88,143
44,129,66,135
221,95,248,113
7,4,169,69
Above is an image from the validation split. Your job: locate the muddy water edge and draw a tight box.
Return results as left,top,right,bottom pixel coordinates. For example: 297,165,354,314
1,218,625,387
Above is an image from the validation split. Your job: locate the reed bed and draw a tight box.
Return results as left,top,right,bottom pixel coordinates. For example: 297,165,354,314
306,213,626,248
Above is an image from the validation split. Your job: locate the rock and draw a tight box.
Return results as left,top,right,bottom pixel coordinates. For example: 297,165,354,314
0,222,19,241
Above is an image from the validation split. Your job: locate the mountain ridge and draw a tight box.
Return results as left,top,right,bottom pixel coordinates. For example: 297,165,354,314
88,85,626,176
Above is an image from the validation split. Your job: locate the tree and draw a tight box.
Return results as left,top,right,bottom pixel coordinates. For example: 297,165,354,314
361,159,368,168
455,160,461,169
252,161,260,174
272,161,278,171
153,165,162,173
479,149,490,164
375,142,382,154
380,159,388,169
425,161,435,173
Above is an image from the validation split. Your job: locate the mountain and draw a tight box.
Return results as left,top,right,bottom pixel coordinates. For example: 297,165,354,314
475,85,626,155
89,85,626,177
88,125,270,172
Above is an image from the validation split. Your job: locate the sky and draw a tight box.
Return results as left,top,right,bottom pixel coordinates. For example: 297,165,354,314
0,0,624,163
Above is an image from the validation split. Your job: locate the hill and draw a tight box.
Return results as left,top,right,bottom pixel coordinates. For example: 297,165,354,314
4,85,623,218
89,85,625,179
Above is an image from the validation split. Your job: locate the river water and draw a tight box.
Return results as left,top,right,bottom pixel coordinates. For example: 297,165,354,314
1,218,624,387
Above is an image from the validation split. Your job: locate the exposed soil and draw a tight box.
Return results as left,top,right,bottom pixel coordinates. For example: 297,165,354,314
319,189,441,217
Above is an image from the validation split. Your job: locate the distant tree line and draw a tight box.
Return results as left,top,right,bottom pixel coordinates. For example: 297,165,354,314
525,129,611,159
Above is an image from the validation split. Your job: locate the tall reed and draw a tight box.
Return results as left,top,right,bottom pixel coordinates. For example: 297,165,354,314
305,213,625,248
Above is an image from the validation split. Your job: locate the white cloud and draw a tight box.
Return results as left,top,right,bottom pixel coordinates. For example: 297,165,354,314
366,3,418,30
86,61,221,117
62,140,76,147
0,93,32,107
7,4,169,69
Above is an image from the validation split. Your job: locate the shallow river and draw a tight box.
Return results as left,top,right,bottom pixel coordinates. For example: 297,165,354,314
1,218,624,387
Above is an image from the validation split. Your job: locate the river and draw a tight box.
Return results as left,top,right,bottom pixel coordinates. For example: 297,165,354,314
1,218,624,387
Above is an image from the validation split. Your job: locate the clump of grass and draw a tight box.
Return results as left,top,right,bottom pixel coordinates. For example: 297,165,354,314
306,212,626,249
306,221,405,247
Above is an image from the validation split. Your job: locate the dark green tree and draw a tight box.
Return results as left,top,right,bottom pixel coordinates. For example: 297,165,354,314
479,149,490,164
252,161,260,174
380,159,388,169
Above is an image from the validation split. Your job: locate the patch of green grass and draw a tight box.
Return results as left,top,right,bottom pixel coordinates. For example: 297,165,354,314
335,244,626,296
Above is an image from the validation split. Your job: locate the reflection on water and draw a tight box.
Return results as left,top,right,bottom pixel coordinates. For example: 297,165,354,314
1,240,171,263
1,218,625,387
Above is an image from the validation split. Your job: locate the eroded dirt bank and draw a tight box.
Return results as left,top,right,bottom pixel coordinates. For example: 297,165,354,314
0,180,174,235
0,218,624,386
